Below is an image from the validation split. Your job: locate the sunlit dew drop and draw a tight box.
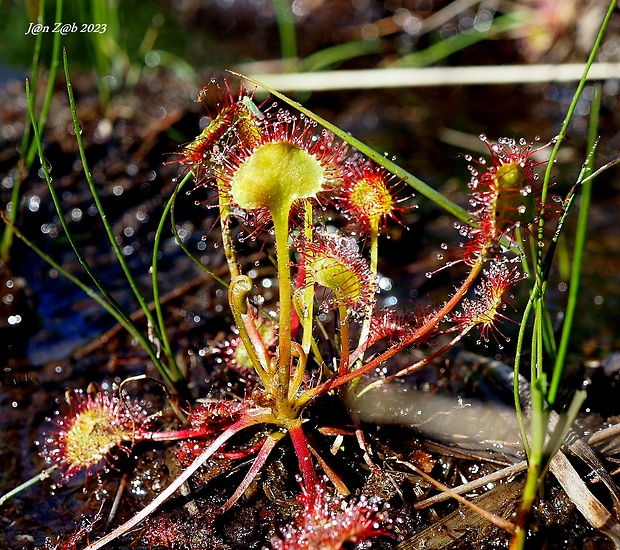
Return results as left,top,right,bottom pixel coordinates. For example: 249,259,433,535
384,296,398,306
378,276,392,291
71,208,83,222
437,254,443,260
28,195,40,212
425,272,432,278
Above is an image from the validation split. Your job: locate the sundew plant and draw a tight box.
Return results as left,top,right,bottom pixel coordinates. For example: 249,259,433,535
2,3,619,547
36,79,561,548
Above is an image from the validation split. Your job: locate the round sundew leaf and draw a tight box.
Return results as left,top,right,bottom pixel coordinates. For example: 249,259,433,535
231,142,326,216
309,256,363,303
64,407,132,469
347,175,394,228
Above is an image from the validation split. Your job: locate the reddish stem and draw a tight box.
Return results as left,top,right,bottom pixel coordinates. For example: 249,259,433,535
139,427,212,442
288,421,320,499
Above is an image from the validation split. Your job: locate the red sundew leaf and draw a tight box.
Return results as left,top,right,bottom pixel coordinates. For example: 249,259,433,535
271,477,394,550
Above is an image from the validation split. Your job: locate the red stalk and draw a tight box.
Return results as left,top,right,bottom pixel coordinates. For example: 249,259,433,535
288,422,320,499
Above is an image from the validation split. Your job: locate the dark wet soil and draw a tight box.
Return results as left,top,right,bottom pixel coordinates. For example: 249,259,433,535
2,1,620,549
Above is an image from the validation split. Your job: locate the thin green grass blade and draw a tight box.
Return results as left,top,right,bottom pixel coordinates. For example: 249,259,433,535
25,77,125,313
63,50,183,385
151,171,229,360
0,465,58,506
547,85,601,406
150,178,189,378
25,0,63,168
231,71,471,224
62,51,155,336
168,177,228,288
18,0,46,161
513,295,534,456
1,0,63,262
273,0,298,72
